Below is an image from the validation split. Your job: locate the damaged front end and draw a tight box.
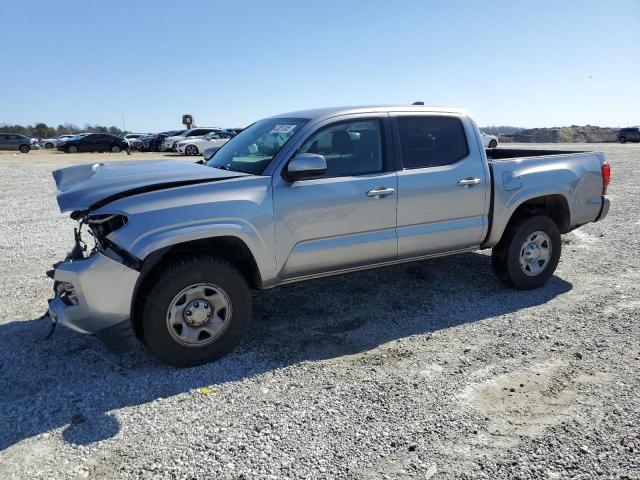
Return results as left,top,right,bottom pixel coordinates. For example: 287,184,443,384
45,210,140,352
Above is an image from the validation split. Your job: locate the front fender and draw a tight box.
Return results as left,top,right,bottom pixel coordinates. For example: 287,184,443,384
94,176,277,284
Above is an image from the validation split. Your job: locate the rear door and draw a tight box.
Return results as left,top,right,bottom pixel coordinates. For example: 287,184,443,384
391,113,489,258
273,115,398,279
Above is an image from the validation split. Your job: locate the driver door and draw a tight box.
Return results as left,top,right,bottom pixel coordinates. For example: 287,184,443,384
273,116,398,280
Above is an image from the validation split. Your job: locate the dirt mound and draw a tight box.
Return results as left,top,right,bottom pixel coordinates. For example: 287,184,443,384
500,126,618,143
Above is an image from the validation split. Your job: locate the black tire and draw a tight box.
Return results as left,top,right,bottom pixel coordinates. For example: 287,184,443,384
45,142,54,149
67,145,78,153
491,215,561,290
489,139,498,148
111,145,121,153
619,136,626,144
141,256,251,367
18,144,30,153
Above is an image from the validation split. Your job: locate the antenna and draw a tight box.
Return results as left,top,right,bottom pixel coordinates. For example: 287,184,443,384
412,101,424,105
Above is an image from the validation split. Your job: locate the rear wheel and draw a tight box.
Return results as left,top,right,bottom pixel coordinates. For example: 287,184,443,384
142,256,251,367
492,215,561,290
488,139,498,148
619,136,627,144
45,142,54,149
18,144,30,153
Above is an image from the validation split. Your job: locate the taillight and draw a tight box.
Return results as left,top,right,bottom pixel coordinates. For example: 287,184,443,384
601,161,610,195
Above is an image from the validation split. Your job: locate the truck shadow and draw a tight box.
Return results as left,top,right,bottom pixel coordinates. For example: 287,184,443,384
0,251,572,450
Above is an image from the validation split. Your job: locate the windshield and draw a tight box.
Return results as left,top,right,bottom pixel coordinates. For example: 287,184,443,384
205,117,308,174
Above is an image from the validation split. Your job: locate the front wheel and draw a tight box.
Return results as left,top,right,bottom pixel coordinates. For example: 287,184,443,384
18,144,30,153
45,142,54,149
142,256,251,367
185,145,198,156
619,136,627,144
111,145,121,153
492,215,561,290
488,139,498,148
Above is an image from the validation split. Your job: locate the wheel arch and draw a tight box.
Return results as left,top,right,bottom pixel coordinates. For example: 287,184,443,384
483,193,571,248
129,236,262,340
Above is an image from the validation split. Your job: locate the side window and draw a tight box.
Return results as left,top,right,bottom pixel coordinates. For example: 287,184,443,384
300,120,383,177
396,116,469,169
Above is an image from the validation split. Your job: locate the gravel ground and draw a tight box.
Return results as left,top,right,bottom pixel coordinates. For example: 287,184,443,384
0,145,638,479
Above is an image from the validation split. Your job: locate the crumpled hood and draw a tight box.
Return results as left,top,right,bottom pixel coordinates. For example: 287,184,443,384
52,159,248,212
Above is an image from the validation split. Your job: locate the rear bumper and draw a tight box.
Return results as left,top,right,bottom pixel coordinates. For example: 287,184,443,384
47,252,140,351
595,195,610,222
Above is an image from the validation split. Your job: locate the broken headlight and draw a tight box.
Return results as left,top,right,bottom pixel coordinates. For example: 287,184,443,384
54,280,79,305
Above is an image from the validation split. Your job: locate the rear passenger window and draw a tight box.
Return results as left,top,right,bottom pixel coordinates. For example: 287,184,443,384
396,116,468,168
300,120,383,177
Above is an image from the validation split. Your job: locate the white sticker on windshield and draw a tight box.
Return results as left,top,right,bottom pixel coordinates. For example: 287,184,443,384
269,124,297,134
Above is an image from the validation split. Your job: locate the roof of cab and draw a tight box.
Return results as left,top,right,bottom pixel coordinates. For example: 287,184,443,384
270,105,470,121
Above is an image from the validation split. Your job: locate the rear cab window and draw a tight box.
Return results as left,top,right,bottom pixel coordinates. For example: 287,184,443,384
394,116,469,169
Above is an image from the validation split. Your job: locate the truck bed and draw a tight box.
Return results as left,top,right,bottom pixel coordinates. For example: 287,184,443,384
482,147,607,248
486,148,587,161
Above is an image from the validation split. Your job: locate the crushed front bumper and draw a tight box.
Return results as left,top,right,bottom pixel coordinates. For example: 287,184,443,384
47,252,140,351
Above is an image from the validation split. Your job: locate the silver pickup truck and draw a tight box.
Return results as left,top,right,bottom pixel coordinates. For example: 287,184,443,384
46,106,610,366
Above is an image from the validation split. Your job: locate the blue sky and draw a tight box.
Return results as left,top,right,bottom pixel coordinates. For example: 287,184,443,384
1,0,638,130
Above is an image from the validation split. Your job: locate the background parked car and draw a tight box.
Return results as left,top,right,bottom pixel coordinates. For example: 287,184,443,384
56,133,128,153
124,133,149,148
39,134,79,149
137,130,187,152
0,133,38,153
480,130,499,148
617,127,640,143
160,127,220,151
175,130,235,156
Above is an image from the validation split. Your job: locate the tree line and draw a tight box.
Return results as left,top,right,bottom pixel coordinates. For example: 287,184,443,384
0,123,125,138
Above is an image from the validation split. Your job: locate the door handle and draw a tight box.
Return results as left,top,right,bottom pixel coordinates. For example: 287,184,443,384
366,187,395,198
457,177,481,187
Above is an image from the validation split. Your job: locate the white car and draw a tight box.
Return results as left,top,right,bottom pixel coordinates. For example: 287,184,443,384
160,127,220,152
39,134,79,149
481,131,499,148
124,133,149,147
175,131,234,156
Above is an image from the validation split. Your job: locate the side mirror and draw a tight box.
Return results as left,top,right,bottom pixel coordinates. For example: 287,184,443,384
203,146,220,161
284,153,327,182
